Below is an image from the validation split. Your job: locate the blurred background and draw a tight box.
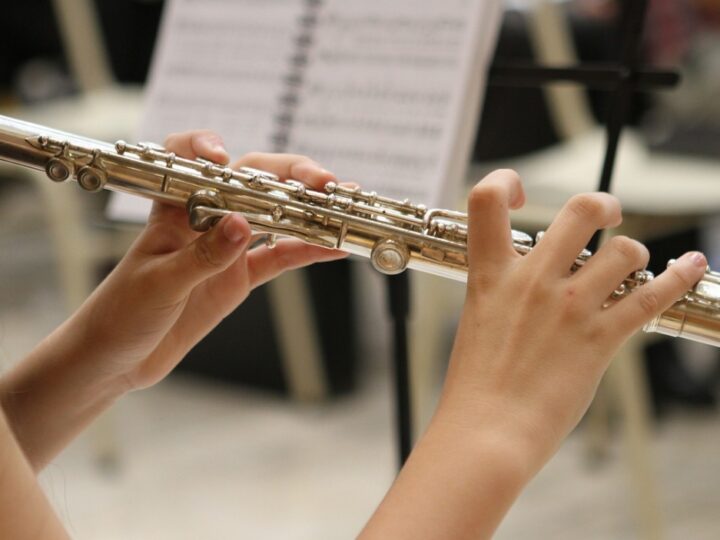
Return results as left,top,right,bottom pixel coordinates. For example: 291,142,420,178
1,0,720,538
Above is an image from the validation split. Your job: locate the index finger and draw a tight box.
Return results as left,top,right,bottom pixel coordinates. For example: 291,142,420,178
466,169,525,274
232,152,336,191
605,251,708,339
164,130,230,164
526,192,622,276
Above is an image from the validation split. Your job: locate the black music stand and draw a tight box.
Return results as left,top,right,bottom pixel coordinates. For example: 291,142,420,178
387,0,681,467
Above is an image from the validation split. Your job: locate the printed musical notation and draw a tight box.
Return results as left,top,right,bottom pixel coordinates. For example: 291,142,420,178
285,0,501,208
138,0,305,158
109,0,501,221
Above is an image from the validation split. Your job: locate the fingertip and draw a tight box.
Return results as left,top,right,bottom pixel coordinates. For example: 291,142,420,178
195,132,229,164
658,251,707,296
482,169,525,209
322,248,350,260
221,214,250,246
509,187,526,210
318,167,336,180
676,251,708,272
599,192,623,228
291,160,336,188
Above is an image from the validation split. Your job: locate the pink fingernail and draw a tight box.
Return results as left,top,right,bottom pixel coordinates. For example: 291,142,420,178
202,135,226,154
690,252,707,267
680,251,706,267
223,217,245,243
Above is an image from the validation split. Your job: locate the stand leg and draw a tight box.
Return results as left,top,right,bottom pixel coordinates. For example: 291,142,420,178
267,270,328,402
386,273,412,467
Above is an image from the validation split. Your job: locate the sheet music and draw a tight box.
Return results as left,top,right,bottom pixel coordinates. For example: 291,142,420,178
286,0,501,207
108,0,501,221
138,0,305,156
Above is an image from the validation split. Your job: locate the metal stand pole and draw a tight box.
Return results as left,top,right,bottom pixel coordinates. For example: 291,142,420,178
386,272,412,467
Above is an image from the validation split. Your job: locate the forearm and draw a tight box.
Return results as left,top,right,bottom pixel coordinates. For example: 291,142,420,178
0,408,70,539
0,309,127,471
359,405,540,540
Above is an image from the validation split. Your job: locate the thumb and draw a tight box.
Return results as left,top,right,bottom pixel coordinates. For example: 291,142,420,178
165,214,251,291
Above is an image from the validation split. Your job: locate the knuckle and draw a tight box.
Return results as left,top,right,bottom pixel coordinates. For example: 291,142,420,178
559,284,587,320
636,287,661,317
523,273,552,305
609,236,649,266
193,239,224,269
567,193,605,221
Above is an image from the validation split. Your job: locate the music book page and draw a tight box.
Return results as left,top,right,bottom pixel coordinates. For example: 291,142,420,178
107,0,502,221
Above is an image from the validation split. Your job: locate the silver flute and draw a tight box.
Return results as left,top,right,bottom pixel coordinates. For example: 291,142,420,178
0,114,718,346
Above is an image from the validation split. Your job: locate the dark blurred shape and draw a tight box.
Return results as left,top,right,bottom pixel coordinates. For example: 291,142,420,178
645,339,717,416
649,120,720,159
180,261,358,397
473,5,649,162
0,0,70,98
13,58,76,103
472,10,559,161
0,1,163,100
95,0,164,83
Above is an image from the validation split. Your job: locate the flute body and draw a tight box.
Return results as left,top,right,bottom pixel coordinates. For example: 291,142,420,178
0,114,718,347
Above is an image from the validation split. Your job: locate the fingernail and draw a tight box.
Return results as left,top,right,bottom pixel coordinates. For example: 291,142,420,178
679,251,707,267
223,217,245,244
203,135,226,154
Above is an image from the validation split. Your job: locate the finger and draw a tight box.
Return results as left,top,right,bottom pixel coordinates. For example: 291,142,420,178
466,169,525,272
528,192,622,276
233,152,336,190
571,236,649,306
160,251,253,353
131,201,199,256
605,251,707,337
164,130,230,164
246,239,348,289
160,213,252,293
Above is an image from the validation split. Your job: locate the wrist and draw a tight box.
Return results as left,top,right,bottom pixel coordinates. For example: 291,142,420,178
433,389,562,478
0,312,130,470
6,309,132,413
362,403,541,539
60,307,135,398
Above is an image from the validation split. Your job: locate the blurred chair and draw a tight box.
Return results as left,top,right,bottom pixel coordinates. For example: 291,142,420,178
1,0,145,310
411,3,720,540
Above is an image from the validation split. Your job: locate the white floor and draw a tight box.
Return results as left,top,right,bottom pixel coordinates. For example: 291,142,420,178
3,178,720,539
